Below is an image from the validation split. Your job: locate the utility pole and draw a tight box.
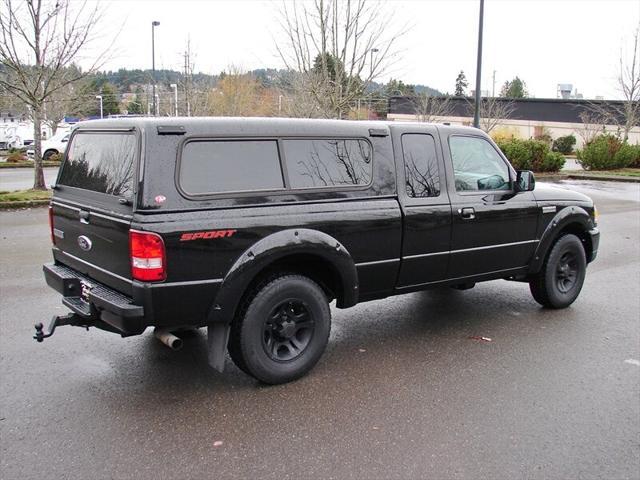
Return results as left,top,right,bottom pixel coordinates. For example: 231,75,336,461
170,83,178,116
473,0,484,128
492,70,496,97
182,39,193,117
151,21,160,116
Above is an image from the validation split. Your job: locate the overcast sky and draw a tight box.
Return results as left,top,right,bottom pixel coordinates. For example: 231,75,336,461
98,0,640,99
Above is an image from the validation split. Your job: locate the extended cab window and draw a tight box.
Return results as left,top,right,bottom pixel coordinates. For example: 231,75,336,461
180,140,284,195
401,134,440,198
449,136,510,192
283,139,372,189
57,132,136,196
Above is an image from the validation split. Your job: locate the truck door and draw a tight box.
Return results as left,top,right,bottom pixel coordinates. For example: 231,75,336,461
441,133,539,278
393,126,452,289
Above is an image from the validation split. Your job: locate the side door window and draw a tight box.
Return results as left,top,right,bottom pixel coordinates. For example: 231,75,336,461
449,136,510,192
401,133,440,198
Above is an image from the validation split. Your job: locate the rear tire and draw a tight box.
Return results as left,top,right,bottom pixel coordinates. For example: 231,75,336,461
529,234,586,308
228,274,331,384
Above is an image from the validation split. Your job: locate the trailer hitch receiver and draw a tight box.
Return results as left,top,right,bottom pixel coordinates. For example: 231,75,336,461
33,313,88,342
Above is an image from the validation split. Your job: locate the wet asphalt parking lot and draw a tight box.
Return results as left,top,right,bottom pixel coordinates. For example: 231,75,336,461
0,180,639,480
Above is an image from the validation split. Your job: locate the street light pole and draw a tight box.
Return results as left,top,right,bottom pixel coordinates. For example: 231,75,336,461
369,48,378,120
473,0,484,129
95,95,103,119
170,83,178,116
151,21,160,116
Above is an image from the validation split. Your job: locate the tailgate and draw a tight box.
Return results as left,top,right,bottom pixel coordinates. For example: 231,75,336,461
51,202,132,291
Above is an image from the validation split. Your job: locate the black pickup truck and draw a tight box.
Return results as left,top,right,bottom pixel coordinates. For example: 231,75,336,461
39,117,599,384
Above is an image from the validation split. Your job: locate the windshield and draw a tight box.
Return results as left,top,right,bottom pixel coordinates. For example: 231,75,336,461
57,131,137,197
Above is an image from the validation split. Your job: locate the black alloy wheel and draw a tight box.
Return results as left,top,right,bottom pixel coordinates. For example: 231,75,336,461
555,251,579,294
263,300,315,362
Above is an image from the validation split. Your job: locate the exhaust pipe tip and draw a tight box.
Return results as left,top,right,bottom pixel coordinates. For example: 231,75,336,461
168,336,183,350
154,328,184,351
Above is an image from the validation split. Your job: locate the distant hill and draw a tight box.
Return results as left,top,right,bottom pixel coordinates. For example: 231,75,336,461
92,67,442,96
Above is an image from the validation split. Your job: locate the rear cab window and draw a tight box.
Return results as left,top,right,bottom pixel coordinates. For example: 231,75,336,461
401,133,440,198
179,140,284,195
282,139,372,189
57,131,138,201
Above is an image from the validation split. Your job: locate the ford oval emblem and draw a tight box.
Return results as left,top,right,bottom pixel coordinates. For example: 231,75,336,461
77,235,92,251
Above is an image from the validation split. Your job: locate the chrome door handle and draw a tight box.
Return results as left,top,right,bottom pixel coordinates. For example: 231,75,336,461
458,207,476,220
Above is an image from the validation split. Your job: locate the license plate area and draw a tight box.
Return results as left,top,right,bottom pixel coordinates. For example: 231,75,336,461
80,280,94,303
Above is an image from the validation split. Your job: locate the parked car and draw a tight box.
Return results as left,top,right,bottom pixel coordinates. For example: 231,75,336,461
27,129,71,160
38,117,600,384
0,123,29,150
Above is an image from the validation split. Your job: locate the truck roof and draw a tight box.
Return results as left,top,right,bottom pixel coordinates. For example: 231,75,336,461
75,116,483,137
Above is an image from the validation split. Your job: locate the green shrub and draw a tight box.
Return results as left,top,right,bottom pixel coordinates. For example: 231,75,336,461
534,131,553,147
496,138,565,172
495,139,532,170
576,134,633,170
627,145,640,168
552,135,576,154
540,151,566,172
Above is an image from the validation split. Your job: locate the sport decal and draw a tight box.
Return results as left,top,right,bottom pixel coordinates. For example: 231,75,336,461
179,229,237,241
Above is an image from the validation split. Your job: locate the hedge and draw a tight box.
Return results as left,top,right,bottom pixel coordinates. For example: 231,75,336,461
576,134,640,170
495,138,565,172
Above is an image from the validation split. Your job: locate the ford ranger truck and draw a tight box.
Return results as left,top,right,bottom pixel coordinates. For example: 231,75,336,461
38,118,600,384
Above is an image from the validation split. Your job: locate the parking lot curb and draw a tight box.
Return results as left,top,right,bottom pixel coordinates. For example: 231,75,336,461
565,174,640,183
0,200,50,210
537,173,640,183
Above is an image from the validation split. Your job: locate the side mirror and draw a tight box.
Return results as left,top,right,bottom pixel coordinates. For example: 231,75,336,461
515,170,535,192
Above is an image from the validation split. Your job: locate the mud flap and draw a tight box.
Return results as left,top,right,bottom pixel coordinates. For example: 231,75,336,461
207,323,230,372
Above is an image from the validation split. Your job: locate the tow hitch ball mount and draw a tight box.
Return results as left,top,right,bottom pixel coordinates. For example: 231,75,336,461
33,313,88,342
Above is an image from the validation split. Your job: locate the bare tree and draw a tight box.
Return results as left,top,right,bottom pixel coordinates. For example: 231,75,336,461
411,93,454,123
467,97,516,133
42,74,95,135
576,111,606,146
618,23,640,140
0,0,108,189
583,24,640,142
276,0,406,119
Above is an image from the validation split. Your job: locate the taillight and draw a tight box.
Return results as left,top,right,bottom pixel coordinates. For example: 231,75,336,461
129,230,166,281
48,206,55,245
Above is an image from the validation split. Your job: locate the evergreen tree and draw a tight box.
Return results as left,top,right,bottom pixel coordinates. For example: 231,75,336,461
127,86,144,114
455,71,468,96
500,76,528,98
100,83,120,115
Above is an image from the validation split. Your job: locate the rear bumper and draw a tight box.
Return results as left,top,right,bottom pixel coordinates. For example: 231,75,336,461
43,263,145,335
588,227,600,263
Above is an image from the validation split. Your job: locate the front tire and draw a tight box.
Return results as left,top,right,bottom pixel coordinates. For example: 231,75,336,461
529,234,586,308
43,149,57,161
228,275,331,384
